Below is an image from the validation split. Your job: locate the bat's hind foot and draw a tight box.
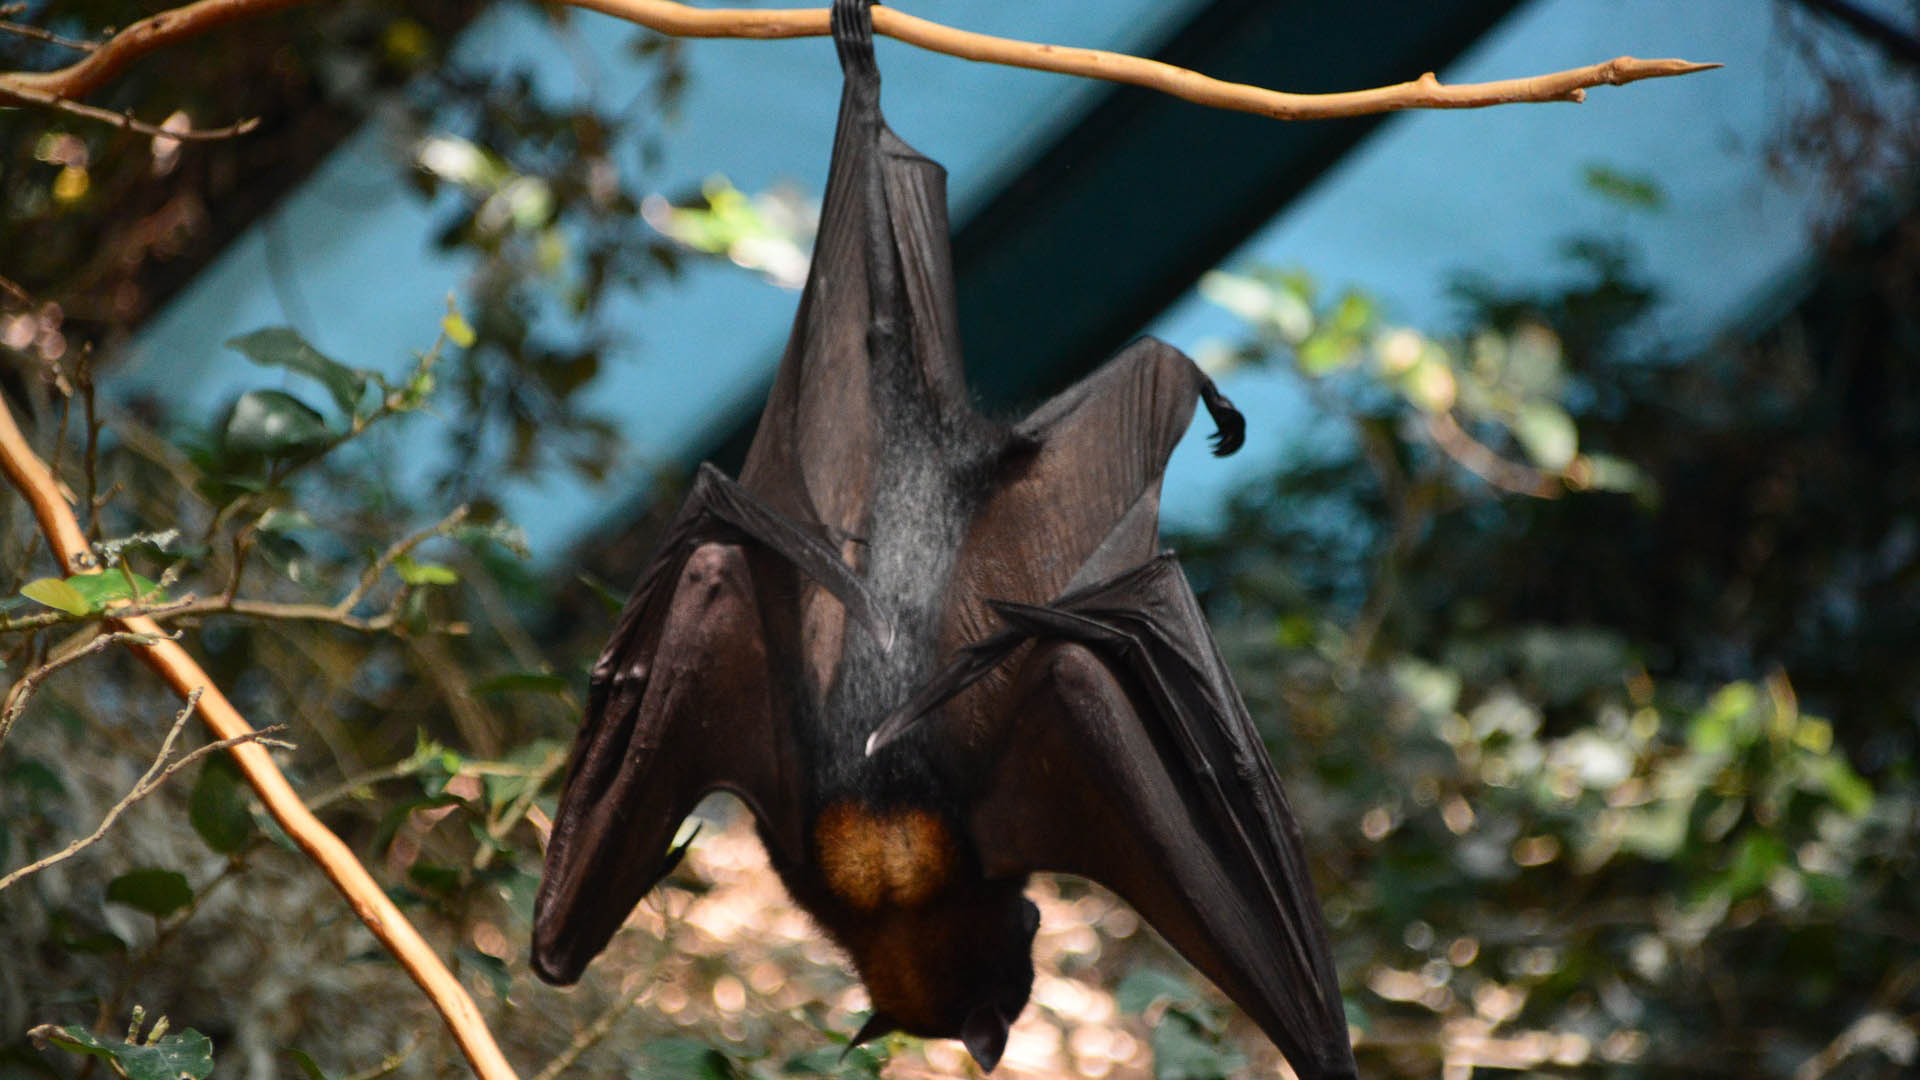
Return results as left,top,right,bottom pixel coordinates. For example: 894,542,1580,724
832,0,877,78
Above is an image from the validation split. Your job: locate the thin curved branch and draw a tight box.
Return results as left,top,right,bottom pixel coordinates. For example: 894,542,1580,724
0,397,520,1080
0,629,169,756
0,0,1718,127
1423,410,1564,499
0,689,292,893
0,15,99,52
2,83,259,139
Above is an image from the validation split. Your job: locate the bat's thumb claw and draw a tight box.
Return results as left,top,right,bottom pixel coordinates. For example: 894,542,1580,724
845,1011,893,1058
962,1004,1010,1073
1199,377,1246,457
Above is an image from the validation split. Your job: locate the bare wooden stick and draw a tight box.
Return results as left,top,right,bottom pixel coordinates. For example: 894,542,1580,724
1,0,1718,126
0,397,520,1080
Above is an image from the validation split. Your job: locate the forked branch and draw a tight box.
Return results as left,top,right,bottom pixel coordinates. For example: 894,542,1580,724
0,0,1718,131
0,398,520,1080
0,689,292,894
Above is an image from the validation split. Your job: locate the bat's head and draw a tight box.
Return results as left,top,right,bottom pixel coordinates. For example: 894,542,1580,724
842,889,1041,1072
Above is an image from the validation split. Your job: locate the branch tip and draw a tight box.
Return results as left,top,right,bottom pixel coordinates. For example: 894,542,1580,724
0,0,1724,132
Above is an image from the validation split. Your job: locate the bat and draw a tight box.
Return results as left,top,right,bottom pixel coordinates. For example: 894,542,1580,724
531,2,1357,1076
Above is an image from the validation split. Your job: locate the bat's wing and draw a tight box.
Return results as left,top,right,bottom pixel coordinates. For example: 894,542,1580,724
880,556,1356,1080
532,465,890,985
738,0,978,534
945,337,1243,629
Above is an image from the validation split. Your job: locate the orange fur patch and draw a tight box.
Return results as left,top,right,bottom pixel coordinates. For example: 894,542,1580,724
814,801,955,911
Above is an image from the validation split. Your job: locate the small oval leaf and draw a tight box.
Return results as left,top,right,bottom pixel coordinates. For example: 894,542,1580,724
105,868,193,918
227,327,366,415
393,555,458,586
21,577,92,615
1511,401,1578,471
188,754,255,854
65,572,166,609
223,390,334,459
441,311,477,349
33,1023,215,1080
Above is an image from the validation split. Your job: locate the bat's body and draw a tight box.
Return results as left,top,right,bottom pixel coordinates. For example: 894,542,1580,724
533,3,1357,1076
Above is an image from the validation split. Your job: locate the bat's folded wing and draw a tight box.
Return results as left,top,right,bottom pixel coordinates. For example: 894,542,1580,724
883,556,1357,1080
533,465,889,984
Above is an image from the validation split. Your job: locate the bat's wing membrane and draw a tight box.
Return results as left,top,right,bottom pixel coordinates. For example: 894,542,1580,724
947,338,1243,625
897,556,1357,1080
532,465,889,984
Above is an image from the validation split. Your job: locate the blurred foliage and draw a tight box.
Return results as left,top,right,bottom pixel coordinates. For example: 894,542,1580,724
3,2,1919,1079
1165,149,1919,1075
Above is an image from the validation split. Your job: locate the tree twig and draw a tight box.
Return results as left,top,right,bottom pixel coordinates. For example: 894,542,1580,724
0,15,98,52
0,396,521,1080
0,0,1718,128
0,629,171,756
0,689,292,892
336,504,470,616
528,982,650,1080
0,83,258,140
1423,410,1564,499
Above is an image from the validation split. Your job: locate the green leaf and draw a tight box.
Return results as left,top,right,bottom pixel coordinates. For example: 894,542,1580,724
456,944,511,1001
1690,683,1759,754
576,572,627,615
1582,163,1666,210
222,390,334,459
257,507,316,534
7,756,68,798
188,754,255,854
442,311,477,349
1812,756,1874,818
393,555,458,586
370,793,467,855
1296,333,1355,377
227,328,367,416
105,869,193,918
286,1048,334,1080
783,1044,885,1077
1148,1012,1246,1080
1330,289,1374,333
475,672,571,696
630,1038,738,1080
64,572,167,610
407,862,462,896
1510,401,1578,471
49,907,128,955
20,577,90,615
1724,830,1788,900
30,1023,215,1080
1117,966,1204,1015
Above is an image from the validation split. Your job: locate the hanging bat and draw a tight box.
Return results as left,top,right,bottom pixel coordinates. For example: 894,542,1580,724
532,2,1356,1076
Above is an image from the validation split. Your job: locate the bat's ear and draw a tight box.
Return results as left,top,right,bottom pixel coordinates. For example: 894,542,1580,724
961,1003,1011,1073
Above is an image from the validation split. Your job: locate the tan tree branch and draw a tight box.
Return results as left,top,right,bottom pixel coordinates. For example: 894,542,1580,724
1,0,1717,128
0,397,520,1080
